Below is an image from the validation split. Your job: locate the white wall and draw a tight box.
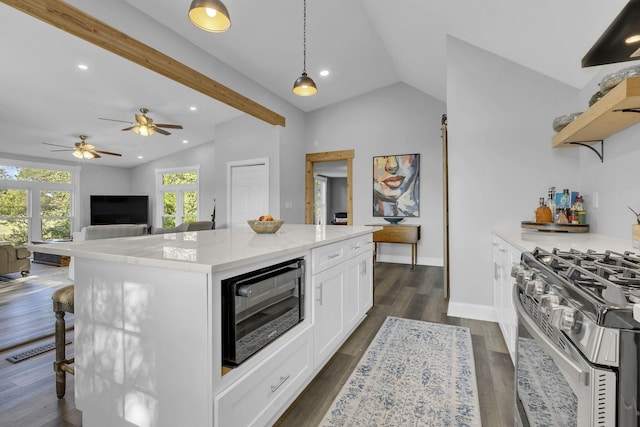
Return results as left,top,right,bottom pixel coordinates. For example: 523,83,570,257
307,82,446,265
446,37,580,320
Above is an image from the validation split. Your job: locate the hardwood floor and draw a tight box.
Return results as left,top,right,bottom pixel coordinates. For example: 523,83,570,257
0,262,514,427
275,263,515,426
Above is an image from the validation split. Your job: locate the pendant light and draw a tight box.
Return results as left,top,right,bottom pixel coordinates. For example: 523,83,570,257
188,0,231,33
293,0,317,96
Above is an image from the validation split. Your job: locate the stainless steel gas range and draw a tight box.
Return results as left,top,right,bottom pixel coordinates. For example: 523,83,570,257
512,247,640,427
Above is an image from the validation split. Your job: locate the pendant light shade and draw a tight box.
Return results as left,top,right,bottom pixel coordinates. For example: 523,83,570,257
189,0,231,33
293,72,317,96
293,0,317,96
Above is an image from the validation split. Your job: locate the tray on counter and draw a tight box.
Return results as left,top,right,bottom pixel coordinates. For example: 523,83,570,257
521,221,589,233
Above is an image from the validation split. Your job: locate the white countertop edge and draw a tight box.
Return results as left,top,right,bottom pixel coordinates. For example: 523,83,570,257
492,225,640,254
28,225,382,274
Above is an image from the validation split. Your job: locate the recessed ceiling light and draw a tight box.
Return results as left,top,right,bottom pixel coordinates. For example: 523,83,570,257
320,70,330,77
182,140,189,144
137,155,144,159
78,64,89,70
190,106,197,111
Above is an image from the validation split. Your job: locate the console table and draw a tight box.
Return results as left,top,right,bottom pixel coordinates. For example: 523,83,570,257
367,224,421,269
31,240,72,266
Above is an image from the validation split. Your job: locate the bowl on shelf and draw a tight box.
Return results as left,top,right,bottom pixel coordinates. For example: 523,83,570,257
552,112,582,132
247,219,284,234
383,217,404,224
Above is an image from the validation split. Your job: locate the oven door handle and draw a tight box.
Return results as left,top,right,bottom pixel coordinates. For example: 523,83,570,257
513,287,590,387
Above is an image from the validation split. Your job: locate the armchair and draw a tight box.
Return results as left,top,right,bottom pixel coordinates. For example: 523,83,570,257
0,243,31,276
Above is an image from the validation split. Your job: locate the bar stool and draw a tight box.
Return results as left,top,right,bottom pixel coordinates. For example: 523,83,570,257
52,285,75,398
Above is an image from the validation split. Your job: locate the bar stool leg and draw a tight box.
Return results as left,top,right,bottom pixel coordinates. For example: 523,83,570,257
54,310,67,398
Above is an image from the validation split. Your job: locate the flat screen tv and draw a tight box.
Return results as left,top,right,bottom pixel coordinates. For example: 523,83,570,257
90,195,149,225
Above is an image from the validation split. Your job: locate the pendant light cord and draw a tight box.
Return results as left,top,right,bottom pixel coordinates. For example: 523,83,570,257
303,0,307,74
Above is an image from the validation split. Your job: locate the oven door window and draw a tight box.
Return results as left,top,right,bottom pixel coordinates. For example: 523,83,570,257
516,323,578,427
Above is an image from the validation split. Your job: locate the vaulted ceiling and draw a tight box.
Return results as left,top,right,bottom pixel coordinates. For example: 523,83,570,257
0,0,634,167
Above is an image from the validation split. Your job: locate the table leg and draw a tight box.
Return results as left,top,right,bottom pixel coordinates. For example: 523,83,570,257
411,243,416,270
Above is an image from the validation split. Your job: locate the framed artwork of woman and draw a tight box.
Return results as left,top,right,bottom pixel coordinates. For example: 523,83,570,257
372,154,420,217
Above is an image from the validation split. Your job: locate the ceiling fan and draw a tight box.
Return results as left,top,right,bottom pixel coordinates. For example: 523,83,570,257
44,135,122,159
99,107,183,136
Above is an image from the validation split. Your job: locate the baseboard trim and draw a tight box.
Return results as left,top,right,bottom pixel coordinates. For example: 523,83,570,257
447,301,497,322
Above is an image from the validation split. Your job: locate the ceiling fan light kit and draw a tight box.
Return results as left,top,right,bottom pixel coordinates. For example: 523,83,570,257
100,108,183,137
293,0,317,96
188,0,231,33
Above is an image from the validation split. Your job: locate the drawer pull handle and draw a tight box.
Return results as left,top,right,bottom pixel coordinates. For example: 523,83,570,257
270,374,290,392
328,253,341,259
351,245,360,251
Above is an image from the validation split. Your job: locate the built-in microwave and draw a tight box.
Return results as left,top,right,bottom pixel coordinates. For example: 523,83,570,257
221,257,305,366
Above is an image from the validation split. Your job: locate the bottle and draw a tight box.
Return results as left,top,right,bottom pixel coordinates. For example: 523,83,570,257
572,195,586,224
547,187,557,223
536,197,552,223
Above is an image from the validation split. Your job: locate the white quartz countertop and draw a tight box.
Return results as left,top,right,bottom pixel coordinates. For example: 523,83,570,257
28,224,380,274
493,225,639,254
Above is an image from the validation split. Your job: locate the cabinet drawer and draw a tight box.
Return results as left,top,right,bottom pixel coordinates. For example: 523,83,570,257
311,240,347,274
345,235,373,258
215,328,313,427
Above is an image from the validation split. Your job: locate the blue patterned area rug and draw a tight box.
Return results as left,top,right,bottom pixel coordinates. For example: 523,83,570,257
320,316,482,427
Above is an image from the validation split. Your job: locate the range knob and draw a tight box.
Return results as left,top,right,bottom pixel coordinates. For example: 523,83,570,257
558,307,577,331
539,294,560,315
525,279,546,297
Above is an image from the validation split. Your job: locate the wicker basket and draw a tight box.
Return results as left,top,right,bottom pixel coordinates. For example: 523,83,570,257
247,219,284,234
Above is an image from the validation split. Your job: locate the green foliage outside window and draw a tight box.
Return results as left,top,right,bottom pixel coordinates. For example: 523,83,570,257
163,172,197,185
183,191,197,223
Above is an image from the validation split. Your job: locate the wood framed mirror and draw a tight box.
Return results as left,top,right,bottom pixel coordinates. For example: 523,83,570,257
305,150,354,225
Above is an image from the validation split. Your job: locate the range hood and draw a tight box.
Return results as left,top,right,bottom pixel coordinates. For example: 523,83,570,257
583,0,640,67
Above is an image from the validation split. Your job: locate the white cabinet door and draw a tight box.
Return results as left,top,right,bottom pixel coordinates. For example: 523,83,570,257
345,255,361,332
492,234,520,364
313,263,345,366
357,251,373,315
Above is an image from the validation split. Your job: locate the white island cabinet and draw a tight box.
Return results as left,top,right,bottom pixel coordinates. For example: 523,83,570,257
30,224,378,427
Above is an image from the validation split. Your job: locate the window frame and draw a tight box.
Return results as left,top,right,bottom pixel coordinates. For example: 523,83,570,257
0,159,79,244
155,165,200,227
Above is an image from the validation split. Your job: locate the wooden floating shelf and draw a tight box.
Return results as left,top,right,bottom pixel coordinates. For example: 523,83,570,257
552,76,640,147
521,221,589,233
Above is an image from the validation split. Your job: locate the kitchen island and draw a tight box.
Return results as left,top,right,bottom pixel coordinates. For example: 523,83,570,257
30,224,379,427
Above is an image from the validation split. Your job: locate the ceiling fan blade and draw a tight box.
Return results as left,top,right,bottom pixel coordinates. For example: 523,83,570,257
99,117,133,124
135,114,148,125
153,127,171,136
121,126,137,131
50,149,74,152
155,124,183,129
89,151,101,159
94,150,122,157
43,142,72,148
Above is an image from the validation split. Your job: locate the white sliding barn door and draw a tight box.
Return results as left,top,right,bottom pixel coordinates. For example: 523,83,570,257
227,158,269,228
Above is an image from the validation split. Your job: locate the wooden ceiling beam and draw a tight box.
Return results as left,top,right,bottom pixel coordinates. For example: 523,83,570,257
2,0,286,127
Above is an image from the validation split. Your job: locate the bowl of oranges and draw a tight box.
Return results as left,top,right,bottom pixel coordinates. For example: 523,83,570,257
247,215,284,234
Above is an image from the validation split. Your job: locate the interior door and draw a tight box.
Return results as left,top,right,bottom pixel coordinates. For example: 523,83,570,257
228,159,269,228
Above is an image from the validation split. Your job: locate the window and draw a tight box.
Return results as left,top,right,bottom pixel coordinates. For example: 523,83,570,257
0,161,78,246
156,166,200,227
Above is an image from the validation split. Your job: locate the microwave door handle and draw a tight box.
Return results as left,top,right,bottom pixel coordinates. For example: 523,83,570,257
513,287,590,386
